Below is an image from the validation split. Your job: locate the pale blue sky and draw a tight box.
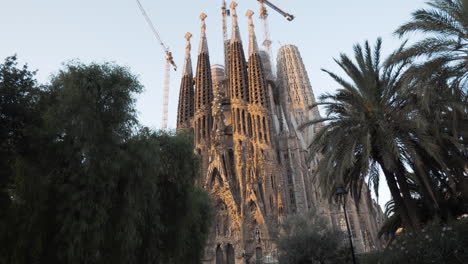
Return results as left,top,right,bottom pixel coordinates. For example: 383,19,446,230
0,0,427,207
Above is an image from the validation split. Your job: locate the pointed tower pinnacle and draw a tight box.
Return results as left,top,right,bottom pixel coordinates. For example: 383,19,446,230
246,10,259,56
228,1,249,138
177,32,195,130
199,13,209,54
182,32,193,76
230,1,241,42
194,13,213,143
246,9,268,109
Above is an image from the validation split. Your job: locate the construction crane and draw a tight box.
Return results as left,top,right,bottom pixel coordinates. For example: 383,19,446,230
221,0,230,43
135,0,176,131
258,0,294,21
257,0,294,77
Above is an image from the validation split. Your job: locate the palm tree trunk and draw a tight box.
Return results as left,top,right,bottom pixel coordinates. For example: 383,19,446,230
395,161,421,229
412,163,452,220
375,156,414,230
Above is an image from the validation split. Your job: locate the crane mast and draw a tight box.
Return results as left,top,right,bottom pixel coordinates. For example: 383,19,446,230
258,1,273,63
135,0,176,131
256,0,295,78
221,0,229,42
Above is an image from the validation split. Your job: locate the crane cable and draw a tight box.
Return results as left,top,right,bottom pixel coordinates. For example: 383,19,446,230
135,0,176,70
135,0,168,53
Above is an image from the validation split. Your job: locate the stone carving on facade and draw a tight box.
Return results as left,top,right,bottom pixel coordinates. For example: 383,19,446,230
176,2,384,263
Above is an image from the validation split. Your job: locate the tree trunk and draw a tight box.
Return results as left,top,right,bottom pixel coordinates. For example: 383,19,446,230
395,161,421,229
412,162,452,220
375,157,414,230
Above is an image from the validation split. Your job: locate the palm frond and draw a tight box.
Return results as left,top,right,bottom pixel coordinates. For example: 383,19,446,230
395,8,465,37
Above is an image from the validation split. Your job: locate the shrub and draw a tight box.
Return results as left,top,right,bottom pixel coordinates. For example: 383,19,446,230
359,218,468,264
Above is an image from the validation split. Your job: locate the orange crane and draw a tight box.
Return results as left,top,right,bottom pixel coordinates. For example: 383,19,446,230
135,0,176,131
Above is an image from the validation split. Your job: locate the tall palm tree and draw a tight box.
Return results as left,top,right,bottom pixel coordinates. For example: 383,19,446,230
303,39,451,230
391,0,468,207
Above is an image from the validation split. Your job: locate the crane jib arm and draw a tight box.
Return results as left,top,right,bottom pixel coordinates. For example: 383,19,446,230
258,0,295,21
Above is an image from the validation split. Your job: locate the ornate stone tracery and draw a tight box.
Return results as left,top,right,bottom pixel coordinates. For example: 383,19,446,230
176,2,384,263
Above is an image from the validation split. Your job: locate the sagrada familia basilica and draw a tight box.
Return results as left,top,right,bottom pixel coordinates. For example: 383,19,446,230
176,2,384,263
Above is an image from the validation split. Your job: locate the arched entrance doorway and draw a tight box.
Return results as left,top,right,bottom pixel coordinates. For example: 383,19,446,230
226,244,235,264
216,244,224,264
255,247,263,264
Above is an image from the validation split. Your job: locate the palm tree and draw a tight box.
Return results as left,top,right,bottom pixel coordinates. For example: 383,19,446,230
392,0,468,89
378,174,431,243
302,39,452,230
391,0,468,209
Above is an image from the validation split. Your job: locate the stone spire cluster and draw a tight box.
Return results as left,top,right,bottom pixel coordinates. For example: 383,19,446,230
176,2,385,263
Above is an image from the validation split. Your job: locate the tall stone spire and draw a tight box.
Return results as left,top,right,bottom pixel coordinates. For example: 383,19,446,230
246,10,271,144
177,32,194,131
246,10,259,56
230,1,241,42
222,0,231,82
199,13,209,55
182,32,193,77
194,13,213,144
229,1,249,103
246,9,267,107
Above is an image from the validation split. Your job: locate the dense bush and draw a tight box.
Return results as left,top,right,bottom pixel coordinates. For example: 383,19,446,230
359,218,468,264
277,209,352,264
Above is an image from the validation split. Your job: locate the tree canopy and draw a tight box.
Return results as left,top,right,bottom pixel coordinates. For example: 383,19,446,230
302,0,467,235
277,209,351,264
0,57,213,264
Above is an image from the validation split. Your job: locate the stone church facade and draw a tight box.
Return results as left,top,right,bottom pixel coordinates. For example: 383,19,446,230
176,2,384,263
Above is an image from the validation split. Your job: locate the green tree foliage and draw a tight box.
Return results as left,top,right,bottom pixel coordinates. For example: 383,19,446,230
360,218,468,264
0,58,213,264
302,39,445,229
0,56,41,213
303,32,467,234
0,56,47,263
391,0,468,215
392,0,468,90
277,210,351,264
375,0,468,236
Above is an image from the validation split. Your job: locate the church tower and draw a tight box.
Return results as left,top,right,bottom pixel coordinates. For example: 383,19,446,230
176,33,194,131
227,1,250,220
175,2,385,263
194,13,214,179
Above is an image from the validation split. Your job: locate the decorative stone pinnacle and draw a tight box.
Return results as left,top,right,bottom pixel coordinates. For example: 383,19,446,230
200,13,207,34
246,10,258,55
200,12,207,22
198,13,209,54
246,9,254,19
230,1,238,9
230,1,241,42
182,32,193,76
